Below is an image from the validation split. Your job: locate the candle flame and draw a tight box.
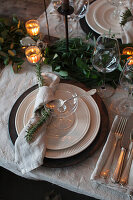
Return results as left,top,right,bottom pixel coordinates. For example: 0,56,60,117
127,56,133,65
25,20,40,36
25,46,41,64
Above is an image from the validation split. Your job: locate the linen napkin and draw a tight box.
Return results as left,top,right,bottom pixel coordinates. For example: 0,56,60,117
15,72,60,174
121,20,133,44
120,0,133,44
91,115,133,197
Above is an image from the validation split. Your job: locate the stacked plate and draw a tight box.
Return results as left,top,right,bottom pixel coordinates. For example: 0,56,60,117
15,83,101,159
85,0,122,38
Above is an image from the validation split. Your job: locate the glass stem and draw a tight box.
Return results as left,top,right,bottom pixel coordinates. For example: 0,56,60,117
125,88,133,108
101,71,106,90
113,5,120,19
76,19,78,37
127,88,133,108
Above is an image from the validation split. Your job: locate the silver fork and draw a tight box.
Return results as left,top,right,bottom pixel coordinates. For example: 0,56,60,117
100,117,127,179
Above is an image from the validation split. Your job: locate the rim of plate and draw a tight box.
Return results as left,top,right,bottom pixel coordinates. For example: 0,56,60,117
21,97,90,150
85,0,121,38
93,0,121,32
15,83,100,159
46,83,101,159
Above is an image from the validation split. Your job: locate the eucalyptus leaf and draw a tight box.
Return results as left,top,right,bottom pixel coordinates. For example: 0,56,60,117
87,45,90,51
118,63,123,71
55,66,61,71
76,57,88,69
58,70,68,77
8,50,16,56
53,53,58,59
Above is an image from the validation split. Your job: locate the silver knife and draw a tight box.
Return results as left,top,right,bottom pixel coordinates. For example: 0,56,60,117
111,114,133,183
119,130,133,185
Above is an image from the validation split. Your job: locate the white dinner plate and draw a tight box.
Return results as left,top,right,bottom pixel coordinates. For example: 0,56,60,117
15,83,101,159
85,0,121,38
20,96,90,150
94,0,121,32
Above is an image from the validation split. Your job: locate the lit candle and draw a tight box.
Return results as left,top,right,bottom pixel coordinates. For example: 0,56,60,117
25,46,41,64
122,47,133,55
122,47,133,65
25,20,40,36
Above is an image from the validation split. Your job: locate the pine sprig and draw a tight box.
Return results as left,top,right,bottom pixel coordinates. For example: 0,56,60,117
25,62,49,142
120,8,133,26
25,107,51,143
35,63,44,87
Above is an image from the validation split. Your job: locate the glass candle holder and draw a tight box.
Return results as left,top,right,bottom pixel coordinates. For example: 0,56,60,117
25,46,41,64
25,20,40,36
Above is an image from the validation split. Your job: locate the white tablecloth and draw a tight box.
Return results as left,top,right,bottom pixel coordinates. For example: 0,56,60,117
0,61,130,200
0,3,131,200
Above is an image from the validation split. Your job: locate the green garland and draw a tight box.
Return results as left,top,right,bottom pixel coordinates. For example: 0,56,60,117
44,37,122,88
0,16,26,71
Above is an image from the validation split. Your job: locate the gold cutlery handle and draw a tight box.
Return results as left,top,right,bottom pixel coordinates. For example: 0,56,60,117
100,140,118,179
120,149,133,185
111,147,126,183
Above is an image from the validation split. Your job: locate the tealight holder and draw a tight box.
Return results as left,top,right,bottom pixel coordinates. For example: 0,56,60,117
25,46,41,64
122,47,133,65
25,20,40,36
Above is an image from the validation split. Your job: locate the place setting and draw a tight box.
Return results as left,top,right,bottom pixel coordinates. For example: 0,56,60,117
80,0,133,42
91,113,133,198
8,71,109,168
84,0,122,37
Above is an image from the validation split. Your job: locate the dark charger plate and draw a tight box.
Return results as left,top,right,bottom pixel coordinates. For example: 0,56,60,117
80,17,99,39
8,80,109,168
79,0,100,39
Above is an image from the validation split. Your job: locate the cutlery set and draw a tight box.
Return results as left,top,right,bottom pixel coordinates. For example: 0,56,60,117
100,115,133,185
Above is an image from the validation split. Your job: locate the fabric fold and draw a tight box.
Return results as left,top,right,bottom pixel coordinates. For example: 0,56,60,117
15,72,60,174
91,115,133,197
120,0,133,43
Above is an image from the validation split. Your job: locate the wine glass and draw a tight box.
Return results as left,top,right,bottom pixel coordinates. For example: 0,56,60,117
107,0,125,19
48,89,78,130
51,0,62,15
51,0,73,38
113,57,133,116
70,0,89,38
92,35,120,98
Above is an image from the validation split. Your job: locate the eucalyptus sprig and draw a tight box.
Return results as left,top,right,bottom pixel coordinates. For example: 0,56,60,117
25,107,51,143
